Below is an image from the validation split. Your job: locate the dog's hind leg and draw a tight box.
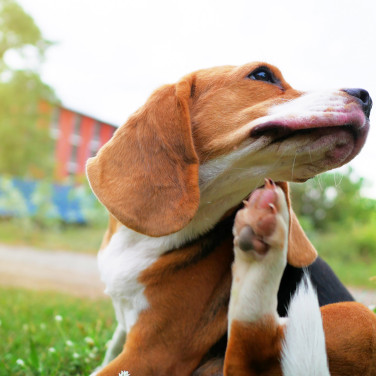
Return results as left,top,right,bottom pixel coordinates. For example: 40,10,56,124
224,179,290,376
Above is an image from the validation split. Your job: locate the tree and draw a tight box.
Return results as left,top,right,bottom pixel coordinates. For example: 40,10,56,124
290,169,376,266
290,168,376,231
0,0,57,177
0,0,50,63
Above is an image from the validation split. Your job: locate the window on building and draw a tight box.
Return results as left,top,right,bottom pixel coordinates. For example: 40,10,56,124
70,115,82,145
93,121,101,141
90,121,101,156
67,144,79,174
50,108,61,138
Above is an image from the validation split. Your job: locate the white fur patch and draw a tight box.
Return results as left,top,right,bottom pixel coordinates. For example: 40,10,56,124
253,90,352,127
98,227,171,332
281,273,330,376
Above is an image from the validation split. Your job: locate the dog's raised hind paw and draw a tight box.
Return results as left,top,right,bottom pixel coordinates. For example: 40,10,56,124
233,179,289,259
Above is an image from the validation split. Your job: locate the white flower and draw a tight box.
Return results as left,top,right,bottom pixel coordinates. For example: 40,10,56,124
84,336,94,345
48,347,56,354
66,340,74,347
54,315,63,322
118,372,130,376
72,352,80,359
16,359,25,366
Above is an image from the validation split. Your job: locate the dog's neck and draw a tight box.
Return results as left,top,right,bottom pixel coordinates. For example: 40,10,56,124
98,142,281,338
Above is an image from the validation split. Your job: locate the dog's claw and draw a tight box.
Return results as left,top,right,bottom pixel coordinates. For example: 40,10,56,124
264,178,276,189
234,178,286,257
268,203,277,213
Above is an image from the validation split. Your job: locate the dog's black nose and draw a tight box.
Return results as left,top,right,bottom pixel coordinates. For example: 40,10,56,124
342,88,372,118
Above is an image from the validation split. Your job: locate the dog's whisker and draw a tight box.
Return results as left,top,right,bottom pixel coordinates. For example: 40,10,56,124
316,174,324,192
291,151,297,181
333,171,344,188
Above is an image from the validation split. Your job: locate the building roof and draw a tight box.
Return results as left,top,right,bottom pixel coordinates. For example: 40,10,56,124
56,103,119,128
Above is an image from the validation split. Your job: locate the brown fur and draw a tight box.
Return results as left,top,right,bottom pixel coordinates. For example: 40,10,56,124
322,302,376,375
224,317,285,376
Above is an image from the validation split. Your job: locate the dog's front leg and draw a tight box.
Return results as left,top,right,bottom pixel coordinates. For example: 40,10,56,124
90,324,126,376
102,324,126,367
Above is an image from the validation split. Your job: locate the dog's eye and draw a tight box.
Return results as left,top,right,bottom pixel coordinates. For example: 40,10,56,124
248,67,277,84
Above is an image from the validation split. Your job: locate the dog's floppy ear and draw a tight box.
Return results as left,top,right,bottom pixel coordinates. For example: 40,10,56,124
86,78,200,237
277,182,318,267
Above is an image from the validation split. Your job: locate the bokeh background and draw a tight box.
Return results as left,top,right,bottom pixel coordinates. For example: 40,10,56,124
0,0,375,374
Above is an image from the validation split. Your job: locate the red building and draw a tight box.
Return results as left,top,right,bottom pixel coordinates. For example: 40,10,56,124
49,105,117,180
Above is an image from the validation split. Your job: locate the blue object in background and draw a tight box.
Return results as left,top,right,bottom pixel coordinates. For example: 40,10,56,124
0,177,88,223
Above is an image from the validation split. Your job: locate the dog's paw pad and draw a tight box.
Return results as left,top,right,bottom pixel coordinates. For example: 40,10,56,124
237,224,269,255
234,179,288,256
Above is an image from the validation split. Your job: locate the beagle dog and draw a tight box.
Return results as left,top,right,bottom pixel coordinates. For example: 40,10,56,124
225,180,376,376
86,62,371,375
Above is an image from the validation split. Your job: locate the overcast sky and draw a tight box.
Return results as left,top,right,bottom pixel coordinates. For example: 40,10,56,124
14,0,376,196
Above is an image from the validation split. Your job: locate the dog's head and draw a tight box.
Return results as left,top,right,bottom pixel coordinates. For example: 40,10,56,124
87,62,371,265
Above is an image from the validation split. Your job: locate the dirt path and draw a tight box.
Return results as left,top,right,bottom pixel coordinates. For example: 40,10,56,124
0,244,106,299
0,243,375,306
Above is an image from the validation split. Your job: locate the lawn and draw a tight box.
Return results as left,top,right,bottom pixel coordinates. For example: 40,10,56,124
321,257,376,289
1,287,375,376
310,229,376,289
0,287,115,376
0,219,104,253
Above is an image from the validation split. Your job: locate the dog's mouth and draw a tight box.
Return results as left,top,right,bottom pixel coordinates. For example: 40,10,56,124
250,118,370,170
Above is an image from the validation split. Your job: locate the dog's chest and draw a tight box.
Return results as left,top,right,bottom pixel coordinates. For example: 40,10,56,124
98,227,171,332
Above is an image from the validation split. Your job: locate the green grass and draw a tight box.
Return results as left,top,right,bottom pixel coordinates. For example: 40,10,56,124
321,257,376,289
0,219,104,253
0,287,115,376
309,228,376,289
